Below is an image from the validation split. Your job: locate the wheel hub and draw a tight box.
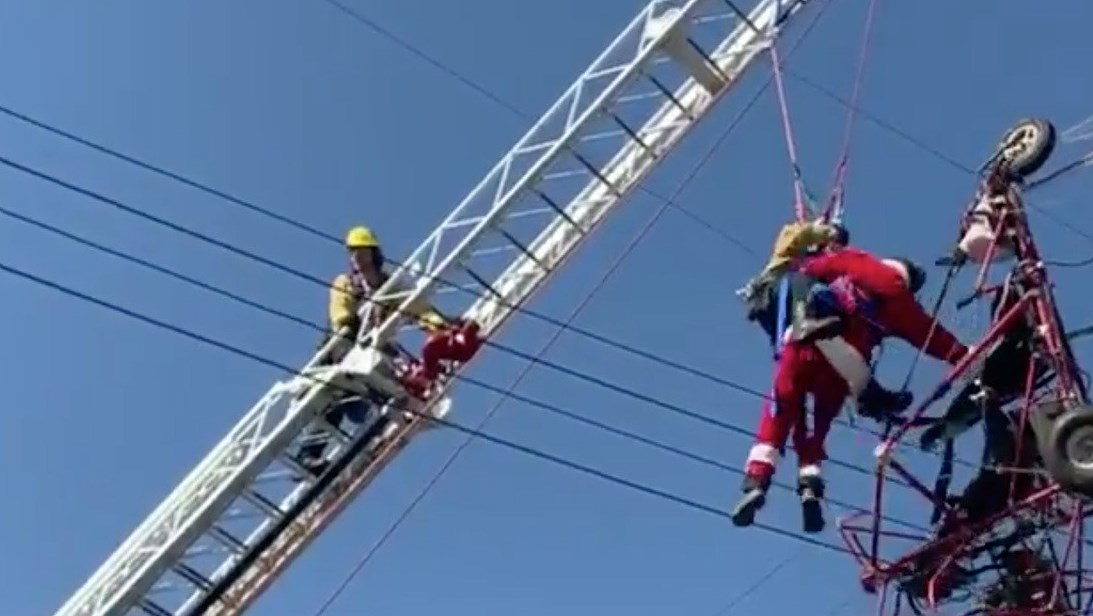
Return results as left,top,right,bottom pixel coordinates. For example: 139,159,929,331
1064,424,1093,470
1000,124,1040,162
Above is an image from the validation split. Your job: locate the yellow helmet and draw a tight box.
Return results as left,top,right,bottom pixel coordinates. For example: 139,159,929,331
345,225,379,249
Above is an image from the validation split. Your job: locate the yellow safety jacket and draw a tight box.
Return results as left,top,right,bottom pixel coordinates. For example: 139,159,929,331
758,220,840,280
327,269,448,339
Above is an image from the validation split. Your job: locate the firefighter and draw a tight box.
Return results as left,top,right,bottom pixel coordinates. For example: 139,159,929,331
296,225,482,476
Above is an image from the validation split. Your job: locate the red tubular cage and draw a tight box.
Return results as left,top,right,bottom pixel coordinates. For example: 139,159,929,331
836,155,1093,616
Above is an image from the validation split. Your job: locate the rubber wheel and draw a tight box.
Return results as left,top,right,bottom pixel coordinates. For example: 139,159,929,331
1044,404,1093,496
995,118,1056,178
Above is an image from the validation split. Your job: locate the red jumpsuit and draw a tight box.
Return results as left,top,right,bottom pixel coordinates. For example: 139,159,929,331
745,313,879,483
401,320,483,397
799,248,967,365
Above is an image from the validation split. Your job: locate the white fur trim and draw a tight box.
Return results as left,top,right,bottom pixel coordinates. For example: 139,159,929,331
798,464,822,478
880,258,910,287
747,443,780,466
814,337,871,395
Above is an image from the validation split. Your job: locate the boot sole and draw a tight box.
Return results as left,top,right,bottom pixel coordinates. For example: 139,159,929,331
801,497,825,534
731,490,767,527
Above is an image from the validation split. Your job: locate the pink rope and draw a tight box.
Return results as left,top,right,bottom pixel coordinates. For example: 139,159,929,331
823,0,882,222
768,42,808,222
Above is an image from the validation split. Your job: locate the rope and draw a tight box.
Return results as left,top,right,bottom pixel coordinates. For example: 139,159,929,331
768,40,809,221
822,0,882,224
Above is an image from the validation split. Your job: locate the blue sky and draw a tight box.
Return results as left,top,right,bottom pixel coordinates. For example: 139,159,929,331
2,0,1093,615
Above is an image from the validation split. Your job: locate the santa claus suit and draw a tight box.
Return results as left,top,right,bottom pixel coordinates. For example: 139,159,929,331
797,249,968,401
734,276,888,533
745,293,879,484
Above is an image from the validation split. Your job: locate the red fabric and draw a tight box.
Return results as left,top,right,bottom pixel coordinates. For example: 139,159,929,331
801,249,967,364
420,321,483,379
749,342,850,475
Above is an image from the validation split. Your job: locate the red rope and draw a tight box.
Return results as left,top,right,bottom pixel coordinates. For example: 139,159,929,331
769,41,808,222
823,0,882,222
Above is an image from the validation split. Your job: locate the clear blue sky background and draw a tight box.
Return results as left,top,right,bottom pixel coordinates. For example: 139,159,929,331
2,1,1093,615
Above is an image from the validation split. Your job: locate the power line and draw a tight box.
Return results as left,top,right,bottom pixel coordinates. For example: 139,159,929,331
0,148,947,478
0,195,915,492
0,196,931,531
0,196,933,611
312,0,759,256
708,550,799,616
0,150,763,394
0,105,339,246
308,9,856,610
0,20,973,466
308,2,1093,612
0,199,932,526
0,94,764,382
0,256,856,556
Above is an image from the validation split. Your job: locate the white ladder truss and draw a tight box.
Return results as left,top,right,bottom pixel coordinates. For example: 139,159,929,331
53,1,805,614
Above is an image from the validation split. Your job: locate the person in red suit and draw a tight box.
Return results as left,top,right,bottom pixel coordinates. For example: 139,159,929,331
800,249,968,366
733,273,907,534
733,246,969,533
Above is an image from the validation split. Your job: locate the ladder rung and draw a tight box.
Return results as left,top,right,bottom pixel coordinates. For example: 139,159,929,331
172,563,214,592
241,490,284,520
139,600,172,616
209,525,248,554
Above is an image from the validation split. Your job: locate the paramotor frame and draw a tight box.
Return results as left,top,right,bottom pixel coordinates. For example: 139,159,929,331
838,118,1093,616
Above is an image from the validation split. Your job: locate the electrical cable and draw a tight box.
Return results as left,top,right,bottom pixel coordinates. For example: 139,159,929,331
307,8,903,610
307,42,776,616
0,6,977,469
9,3,1051,610
303,3,1093,614
0,149,950,477
5,3,1088,614
2,201,926,614
707,550,800,616
0,199,913,491
315,0,757,257
0,198,932,523
0,257,857,559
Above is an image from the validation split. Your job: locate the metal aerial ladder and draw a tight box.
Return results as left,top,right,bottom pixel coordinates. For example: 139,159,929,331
52,1,807,614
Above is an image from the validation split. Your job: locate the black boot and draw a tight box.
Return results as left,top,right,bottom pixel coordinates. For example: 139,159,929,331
731,475,770,527
857,380,913,421
798,474,826,534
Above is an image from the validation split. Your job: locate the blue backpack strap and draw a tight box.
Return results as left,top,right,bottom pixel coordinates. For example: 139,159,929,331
774,274,791,359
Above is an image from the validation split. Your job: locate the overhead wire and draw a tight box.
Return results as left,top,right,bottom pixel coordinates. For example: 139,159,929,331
706,549,800,616
0,8,980,582
0,200,925,522
0,0,970,473
302,2,1093,613
3,1,1040,610
308,45,773,616
0,167,927,489
0,1,983,469
23,0,1066,602
0,28,995,608
307,5,891,610
0,257,857,559
0,115,952,469
0,213,924,616
4,3,1089,614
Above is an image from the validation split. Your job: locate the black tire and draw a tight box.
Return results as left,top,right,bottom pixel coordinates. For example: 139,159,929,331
1044,404,1093,496
995,118,1056,178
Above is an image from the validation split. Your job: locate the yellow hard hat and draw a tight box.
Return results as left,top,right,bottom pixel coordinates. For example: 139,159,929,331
345,225,379,249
